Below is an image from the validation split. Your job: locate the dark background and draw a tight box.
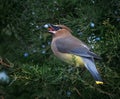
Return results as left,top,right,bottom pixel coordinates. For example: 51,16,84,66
0,0,120,99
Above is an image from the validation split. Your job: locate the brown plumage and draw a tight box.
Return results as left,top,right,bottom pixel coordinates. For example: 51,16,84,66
45,24,103,84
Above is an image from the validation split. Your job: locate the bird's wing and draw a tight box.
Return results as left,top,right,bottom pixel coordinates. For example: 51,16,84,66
55,36,103,83
55,36,101,59
82,57,103,83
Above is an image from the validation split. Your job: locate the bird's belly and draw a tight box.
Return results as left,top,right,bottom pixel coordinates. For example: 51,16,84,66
55,52,84,67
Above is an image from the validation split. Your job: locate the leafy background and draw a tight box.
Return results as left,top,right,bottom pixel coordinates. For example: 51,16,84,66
0,0,120,99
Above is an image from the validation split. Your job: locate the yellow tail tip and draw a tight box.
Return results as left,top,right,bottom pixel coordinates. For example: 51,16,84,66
96,81,104,85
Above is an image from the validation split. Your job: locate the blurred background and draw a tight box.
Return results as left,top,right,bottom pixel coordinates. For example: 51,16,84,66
0,0,120,99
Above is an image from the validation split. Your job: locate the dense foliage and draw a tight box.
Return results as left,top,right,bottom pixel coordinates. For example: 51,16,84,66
0,0,120,99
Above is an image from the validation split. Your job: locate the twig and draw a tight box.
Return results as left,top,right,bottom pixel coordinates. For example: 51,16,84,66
0,58,14,68
73,87,81,96
0,96,4,99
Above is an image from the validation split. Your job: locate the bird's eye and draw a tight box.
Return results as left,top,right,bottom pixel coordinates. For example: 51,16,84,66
53,26,62,31
49,24,61,31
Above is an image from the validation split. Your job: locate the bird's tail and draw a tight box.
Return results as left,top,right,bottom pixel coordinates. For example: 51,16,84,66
82,57,103,84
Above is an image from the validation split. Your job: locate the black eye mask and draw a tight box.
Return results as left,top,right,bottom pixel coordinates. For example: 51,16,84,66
47,24,62,31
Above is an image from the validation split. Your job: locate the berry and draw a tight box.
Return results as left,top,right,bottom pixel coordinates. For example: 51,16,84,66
24,52,29,57
0,71,9,83
42,45,46,48
44,24,49,28
66,91,71,97
41,50,46,54
95,37,100,41
90,22,95,28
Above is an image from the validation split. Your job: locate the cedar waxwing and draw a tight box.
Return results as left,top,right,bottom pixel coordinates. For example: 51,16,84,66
44,24,103,84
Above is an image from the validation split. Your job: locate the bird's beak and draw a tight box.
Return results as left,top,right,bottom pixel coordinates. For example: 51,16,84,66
48,27,56,34
44,24,55,34
48,27,53,31
44,24,61,34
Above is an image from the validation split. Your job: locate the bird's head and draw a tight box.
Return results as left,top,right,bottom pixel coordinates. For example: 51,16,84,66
44,24,72,37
